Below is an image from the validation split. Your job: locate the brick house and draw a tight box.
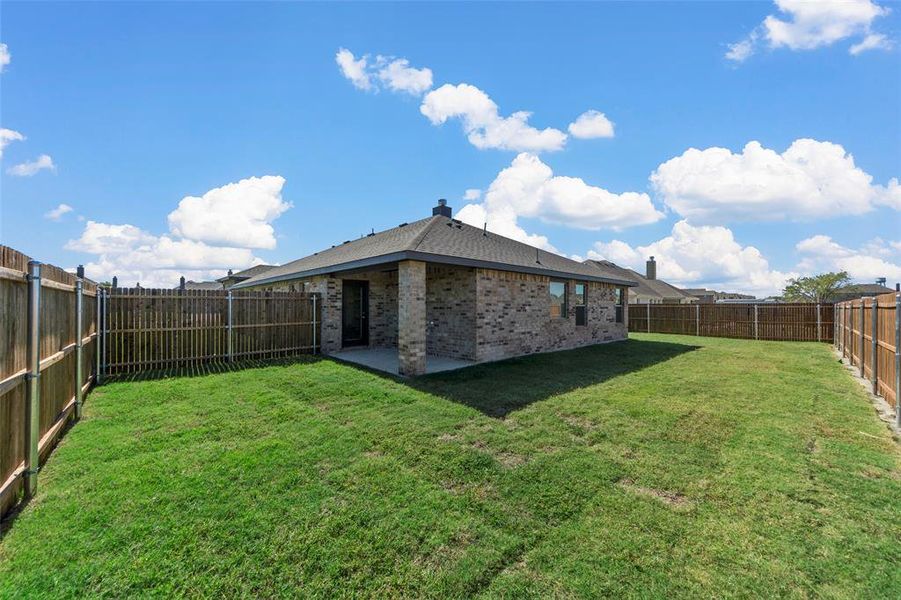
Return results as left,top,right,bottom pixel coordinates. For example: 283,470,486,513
234,201,636,376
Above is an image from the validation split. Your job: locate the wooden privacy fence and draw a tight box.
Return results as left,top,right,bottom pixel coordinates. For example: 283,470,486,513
1,246,98,519
834,292,900,425
629,302,834,342
100,288,320,376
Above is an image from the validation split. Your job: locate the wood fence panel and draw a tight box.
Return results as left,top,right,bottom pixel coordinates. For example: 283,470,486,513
628,302,833,342
1,245,98,519
835,292,899,412
103,289,320,375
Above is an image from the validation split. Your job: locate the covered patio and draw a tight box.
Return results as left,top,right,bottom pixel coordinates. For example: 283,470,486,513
331,347,477,375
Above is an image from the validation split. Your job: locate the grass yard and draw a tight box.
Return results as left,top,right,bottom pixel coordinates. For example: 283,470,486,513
1,333,899,598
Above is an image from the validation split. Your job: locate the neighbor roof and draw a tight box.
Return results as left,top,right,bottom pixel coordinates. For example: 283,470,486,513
584,260,692,301
216,264,276,283
175,280,223,291
235,215,637,289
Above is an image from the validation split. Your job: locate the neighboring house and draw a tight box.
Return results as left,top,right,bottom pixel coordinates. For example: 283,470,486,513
174,279,222,291
681,288,756,303
234,200,635,376
826,283,895,303
217,264,277,288
584,257,695,304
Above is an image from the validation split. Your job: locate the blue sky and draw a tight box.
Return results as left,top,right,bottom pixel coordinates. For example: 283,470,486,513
1,1,899,294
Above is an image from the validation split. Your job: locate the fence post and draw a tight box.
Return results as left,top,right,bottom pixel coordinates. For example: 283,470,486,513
95,288,102,384
647,301,651,334
894,292,900,428
695,303,700,336
754,304,759,340
871,297,878,394
227,290,233,362
816,302,822,343
75,279,84,419
859,301,865,378
24,261,42,498
312,294,318,354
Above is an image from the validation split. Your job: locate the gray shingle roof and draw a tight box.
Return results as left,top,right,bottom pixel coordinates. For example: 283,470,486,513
584,260,688,301
235,215,637,289
216,264,277,283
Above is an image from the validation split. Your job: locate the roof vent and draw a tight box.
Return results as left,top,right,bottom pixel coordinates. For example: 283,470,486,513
398,222,408,227
432,199,452,218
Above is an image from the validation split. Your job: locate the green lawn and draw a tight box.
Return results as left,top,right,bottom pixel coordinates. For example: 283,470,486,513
1,334,899,598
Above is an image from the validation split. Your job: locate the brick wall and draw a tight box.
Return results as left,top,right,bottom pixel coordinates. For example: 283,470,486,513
474,269,626,362
426,265,477,360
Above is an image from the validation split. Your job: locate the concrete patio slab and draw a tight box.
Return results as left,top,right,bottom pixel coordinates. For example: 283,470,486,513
331,347,476,376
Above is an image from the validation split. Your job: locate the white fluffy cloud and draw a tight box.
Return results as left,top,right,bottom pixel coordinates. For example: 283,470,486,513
421,84,568,152
588,220,795,297
336,48,372,91
66,221,261,288
727,0,892,61
456,153,663,251
167,175,291,250
0,128,24,157
7,154,55,176
336,48,433,95
376,58,433,94
463,188,482,201
67,175,290,287
651,139,900,223
849,32,893,54
796,235,901,282
568,110,615,139
0,43,9,72
44,203,74,221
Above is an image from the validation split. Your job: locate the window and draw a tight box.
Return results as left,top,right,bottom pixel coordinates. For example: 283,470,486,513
549,281,568,318
575,283,587,326
615,287,624,323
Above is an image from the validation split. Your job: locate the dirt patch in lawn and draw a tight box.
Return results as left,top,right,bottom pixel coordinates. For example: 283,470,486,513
617,477,692,509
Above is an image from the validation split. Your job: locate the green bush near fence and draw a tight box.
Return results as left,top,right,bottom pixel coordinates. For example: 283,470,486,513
1,334,899,598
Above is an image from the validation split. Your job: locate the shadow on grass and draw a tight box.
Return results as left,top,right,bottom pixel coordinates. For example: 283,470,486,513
398,338,700,418
101,355,325,384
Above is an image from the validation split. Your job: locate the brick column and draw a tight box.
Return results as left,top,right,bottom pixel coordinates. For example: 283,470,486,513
308,276,342,354
398,260,427,376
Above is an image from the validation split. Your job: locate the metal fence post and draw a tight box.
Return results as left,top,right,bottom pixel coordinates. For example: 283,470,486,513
859,301,866,379
647,301,651,334
871,297,878,394
695,303,700,336
754,304,759,340
312,294,318,354
95,288,102,384
24,261,42,498
894,292,900,428
227,290,234,362
816,302,822,343
75,279,84,419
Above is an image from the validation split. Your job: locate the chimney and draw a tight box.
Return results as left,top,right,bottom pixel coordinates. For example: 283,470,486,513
646,256,657,280
227,268,233,277
432,198,452,218
876,276,886,286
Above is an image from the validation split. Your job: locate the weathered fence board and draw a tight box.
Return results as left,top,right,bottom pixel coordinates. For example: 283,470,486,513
835,293,899,420
0,246,97,520
103,288,320,375
629,302,833,342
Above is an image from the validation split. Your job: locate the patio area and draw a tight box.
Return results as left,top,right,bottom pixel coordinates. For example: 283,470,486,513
331,347,477,375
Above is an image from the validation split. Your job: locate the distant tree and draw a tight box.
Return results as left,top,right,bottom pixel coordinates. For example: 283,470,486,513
781,271,850,303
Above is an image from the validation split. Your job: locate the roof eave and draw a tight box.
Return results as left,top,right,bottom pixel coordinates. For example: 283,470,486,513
233,251,638,289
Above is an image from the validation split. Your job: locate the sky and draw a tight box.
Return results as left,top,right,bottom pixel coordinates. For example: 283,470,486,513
0,0,899,296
